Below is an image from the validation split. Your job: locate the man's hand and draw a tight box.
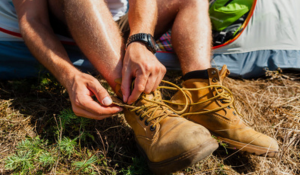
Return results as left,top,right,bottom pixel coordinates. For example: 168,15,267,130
67,73,123,120
121,42,166,104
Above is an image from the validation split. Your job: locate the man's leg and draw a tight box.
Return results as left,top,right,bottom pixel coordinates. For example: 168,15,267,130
62,0,124,90
157,0,279,156
155,0,211,75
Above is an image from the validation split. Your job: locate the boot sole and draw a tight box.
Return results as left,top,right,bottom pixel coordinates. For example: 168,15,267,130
136,138,218,175
217,136,278,157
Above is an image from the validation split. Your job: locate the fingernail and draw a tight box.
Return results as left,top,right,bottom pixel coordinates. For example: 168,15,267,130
123,95,126,102
102,96,112,106
118,107,123,112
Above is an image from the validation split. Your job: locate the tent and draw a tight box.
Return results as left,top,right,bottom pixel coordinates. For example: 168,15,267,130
1,0,300,79
156,0,300,78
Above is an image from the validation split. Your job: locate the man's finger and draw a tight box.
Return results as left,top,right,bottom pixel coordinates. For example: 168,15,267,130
73,107,112,120
87,79,113,106
127,73,148,104
121,68,132,103
153,66,166,91
144,74,156,94
75,95,123,115
153,72,164,92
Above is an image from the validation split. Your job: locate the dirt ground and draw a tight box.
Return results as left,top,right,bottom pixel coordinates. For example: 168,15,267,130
0,70,299,174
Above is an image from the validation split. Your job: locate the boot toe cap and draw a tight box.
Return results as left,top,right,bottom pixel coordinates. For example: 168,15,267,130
151,118,218,162
250,132,279,152
218,127,279,156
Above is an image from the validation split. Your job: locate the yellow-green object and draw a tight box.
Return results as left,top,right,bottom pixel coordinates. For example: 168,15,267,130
209,0,253,31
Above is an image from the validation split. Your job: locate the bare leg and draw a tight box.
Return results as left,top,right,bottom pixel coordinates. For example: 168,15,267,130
62,0,123,90
50,0,211,83
155,0,212,75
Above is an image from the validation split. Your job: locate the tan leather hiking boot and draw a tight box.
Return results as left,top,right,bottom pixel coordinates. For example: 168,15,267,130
169,65,278,157
113,79,218,175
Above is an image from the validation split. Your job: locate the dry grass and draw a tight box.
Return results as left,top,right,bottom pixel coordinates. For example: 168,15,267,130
0,70,299,174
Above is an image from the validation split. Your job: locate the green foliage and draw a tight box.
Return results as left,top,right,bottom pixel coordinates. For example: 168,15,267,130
212,135,229,154
58,108,92,132
3,75,131,174
58,108,78,129
40,77,51,86
17,136,47,152
36,73,64,94
4,107,100,174
120,157,152,175
5,137,50,174
57,108,95,143
220,142,229,155
72,155,97,174
58,137,77,158
38,152,55,167
5,151,34,174
5,135,84,174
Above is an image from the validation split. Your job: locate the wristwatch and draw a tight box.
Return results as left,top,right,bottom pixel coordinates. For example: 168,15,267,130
126,33,158,54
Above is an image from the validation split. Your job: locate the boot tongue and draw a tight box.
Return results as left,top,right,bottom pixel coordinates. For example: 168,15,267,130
136,93,155,106
114,79,166,124
219,65,230,83
142,93,154,100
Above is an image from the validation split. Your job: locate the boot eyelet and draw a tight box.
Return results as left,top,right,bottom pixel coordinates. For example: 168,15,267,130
135,111,140,115
150,125,156,131
145,120,149,126
227,106,231,109
212,78,218,82
220,99,225,104
211,70,217,75
139,115,144,121
233,111,236,116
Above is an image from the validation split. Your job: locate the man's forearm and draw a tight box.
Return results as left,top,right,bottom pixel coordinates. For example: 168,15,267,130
19,20,80,88
128,0,158,35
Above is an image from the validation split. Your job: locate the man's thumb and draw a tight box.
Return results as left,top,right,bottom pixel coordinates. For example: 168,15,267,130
102,96,113,106
88,81,112,106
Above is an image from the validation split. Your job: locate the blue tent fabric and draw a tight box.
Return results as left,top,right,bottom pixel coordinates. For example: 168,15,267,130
1,0,300,80
212,50,300,78
2,40,300,80
0,41,97,79
0,41,182,80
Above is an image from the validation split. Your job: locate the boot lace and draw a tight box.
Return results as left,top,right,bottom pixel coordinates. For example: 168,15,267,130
162,84,243,117
113,80,189,130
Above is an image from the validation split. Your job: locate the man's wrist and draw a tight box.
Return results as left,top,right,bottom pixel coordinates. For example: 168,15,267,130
55,66,82,90
127,42,149,51
126,33,157,54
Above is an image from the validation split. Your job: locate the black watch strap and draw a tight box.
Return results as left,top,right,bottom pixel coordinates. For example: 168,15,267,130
126,33,157,53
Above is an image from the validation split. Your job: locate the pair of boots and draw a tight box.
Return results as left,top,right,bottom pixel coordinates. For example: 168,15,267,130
113,65,278,175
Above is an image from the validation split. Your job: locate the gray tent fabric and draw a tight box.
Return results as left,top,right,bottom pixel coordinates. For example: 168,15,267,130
212,0,300,78
150,0,300,78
